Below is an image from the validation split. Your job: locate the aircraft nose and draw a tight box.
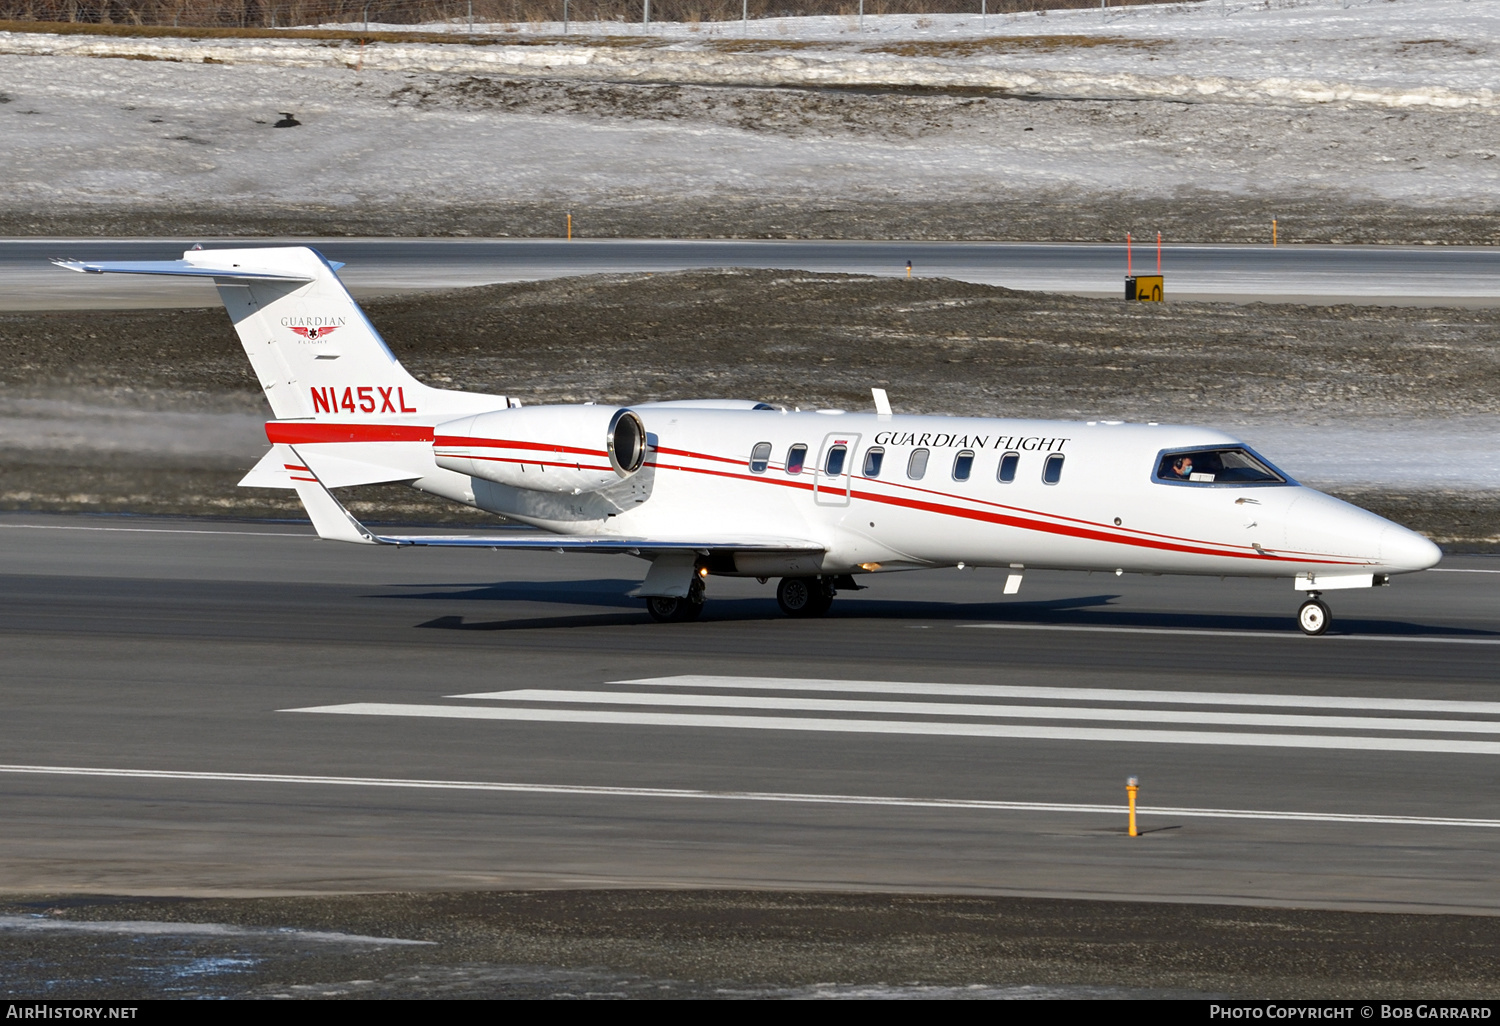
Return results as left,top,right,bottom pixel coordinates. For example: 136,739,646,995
1381,524,1443,571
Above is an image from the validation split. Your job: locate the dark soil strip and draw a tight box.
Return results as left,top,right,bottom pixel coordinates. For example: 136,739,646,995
5,890,1500,999
5,196,1500,245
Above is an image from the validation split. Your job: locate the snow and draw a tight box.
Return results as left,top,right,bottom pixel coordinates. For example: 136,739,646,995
1,0,1498,218
5,0,1499,109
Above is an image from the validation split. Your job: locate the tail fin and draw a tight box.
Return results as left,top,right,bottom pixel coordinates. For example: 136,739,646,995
54,247,470,420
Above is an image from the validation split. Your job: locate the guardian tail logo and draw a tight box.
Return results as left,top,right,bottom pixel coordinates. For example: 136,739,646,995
290,325,339,341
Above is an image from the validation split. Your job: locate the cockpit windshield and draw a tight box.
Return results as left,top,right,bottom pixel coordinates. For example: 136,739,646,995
1154,447,1287,485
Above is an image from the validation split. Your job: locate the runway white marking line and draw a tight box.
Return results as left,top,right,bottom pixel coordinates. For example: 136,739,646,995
2,763,1497,830
961,623,1500,645
0,523,304,538
1429,568,1500,574
601,677,1500,715
283,703,1500,756
451,688,1500,735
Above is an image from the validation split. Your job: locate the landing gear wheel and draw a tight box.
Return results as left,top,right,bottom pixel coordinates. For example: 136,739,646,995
1297,598,1331,636
646,579,705,623
777,576,834,618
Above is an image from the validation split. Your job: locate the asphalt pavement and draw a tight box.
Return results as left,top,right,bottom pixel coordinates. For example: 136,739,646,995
2,513,1498,913
5,238,1499,309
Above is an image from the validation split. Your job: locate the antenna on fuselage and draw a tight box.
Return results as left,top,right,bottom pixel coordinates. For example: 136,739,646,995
871,387,893,418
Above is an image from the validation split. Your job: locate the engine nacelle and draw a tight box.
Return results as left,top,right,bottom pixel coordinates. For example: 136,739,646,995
433,405,646,494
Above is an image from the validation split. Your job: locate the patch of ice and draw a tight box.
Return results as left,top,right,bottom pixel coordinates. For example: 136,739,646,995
0,915,435,945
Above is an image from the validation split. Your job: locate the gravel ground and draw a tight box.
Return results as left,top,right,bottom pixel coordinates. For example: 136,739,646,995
5,890,1500,999
3,270,1496,545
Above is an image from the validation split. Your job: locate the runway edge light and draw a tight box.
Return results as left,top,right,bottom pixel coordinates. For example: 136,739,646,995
1127,776,1140,838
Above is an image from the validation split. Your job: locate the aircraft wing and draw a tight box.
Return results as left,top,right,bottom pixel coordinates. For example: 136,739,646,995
285,446,823,555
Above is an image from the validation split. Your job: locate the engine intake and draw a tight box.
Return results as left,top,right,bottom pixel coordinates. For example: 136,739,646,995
434,405,647,494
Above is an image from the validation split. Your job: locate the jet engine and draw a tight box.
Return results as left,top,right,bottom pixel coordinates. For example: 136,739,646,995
433,405,647,494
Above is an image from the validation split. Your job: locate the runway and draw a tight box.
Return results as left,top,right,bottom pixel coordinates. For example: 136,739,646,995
2,513,1498,912
5,238,1500,310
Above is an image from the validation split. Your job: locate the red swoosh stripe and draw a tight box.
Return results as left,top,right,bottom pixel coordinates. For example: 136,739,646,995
646,458,1363,567
268,426,1365,567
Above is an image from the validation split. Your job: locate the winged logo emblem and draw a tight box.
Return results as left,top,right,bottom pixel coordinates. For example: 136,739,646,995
291,325,339,341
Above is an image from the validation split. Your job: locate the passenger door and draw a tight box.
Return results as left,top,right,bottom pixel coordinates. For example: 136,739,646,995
813,433,858,507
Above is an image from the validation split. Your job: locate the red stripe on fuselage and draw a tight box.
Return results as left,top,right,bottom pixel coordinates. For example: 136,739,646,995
267,422,434,444
433,434,608,460
434,451,615,474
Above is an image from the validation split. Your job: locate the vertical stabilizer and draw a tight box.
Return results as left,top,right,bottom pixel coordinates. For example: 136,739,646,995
192,247,428,420
53,247,473,421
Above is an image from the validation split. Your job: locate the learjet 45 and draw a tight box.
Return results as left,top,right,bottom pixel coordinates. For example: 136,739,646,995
54,247,1442,634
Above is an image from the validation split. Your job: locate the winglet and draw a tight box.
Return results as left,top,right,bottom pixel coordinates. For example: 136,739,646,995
286,446,381,545
872,387,893,418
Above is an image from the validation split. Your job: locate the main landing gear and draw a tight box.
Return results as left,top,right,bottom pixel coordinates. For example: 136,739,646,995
645,578,705,623
1297,593,1331,636
777,576,836,618
645,574,859,622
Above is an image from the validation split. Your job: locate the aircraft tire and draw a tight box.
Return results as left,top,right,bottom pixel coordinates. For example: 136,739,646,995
1297,598,1330,636
646,580,705,623
777,577,833,618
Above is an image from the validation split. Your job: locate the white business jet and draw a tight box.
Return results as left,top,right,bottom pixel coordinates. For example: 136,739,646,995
54,247,1441,635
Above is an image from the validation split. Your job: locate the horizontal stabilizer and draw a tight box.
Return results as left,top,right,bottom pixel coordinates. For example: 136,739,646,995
50,257,318,281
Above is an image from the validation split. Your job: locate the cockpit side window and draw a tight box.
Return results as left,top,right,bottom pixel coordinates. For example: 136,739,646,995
1154,447,1287,485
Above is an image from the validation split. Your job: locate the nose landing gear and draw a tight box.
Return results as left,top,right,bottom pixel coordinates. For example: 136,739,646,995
1297,593,1330,636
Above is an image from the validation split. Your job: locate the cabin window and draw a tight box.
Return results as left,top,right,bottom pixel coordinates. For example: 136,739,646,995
907,448,930,480
952,450,974,482
1154,447,1286,485
749,442,772,474
862,447,885,479
997,452,1020,483
1042,453,1065,485
786,444,807,476
825,445,848,477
